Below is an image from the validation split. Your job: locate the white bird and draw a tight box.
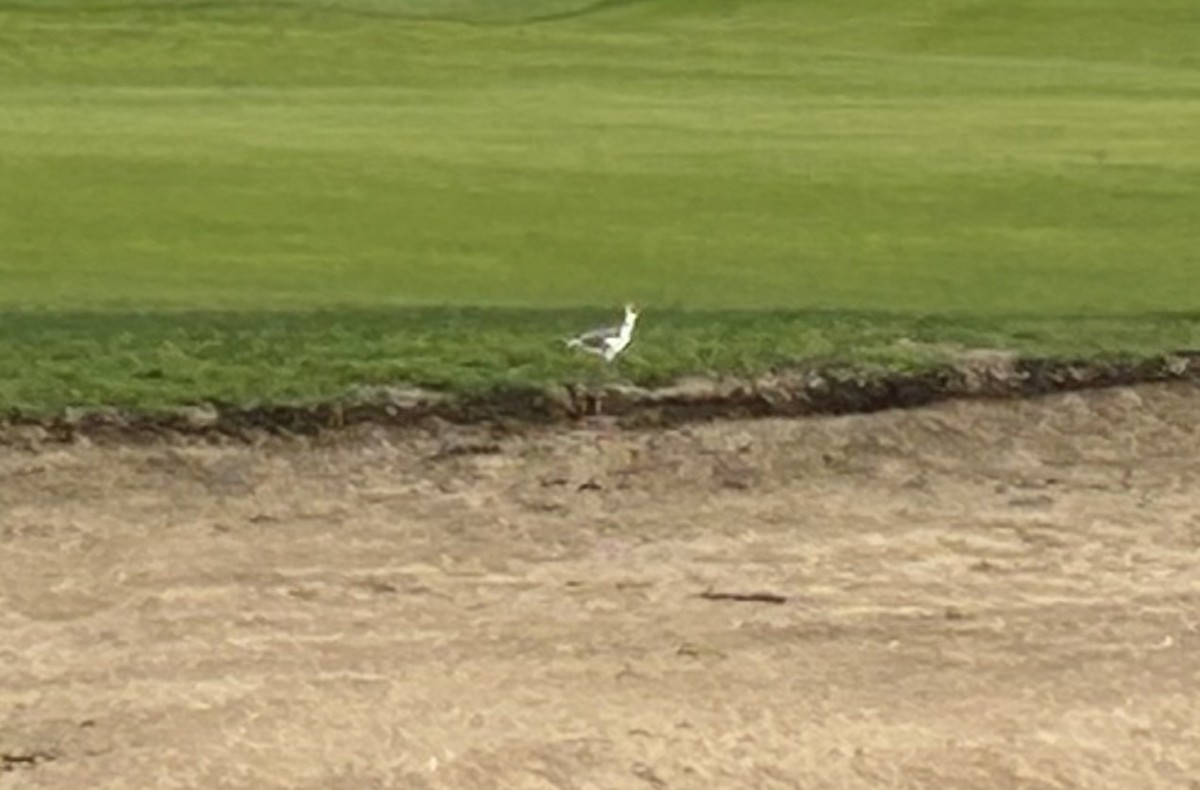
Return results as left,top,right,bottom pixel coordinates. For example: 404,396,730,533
566,304,639,362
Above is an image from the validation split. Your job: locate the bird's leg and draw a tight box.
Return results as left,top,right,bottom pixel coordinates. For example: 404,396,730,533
595,360,616,416
584,358,607,413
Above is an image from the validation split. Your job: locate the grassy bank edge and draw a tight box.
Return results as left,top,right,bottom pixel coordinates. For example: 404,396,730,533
3,348,1198,445
4,308,1200,417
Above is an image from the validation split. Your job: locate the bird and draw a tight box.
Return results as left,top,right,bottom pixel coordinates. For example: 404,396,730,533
566,304,639,363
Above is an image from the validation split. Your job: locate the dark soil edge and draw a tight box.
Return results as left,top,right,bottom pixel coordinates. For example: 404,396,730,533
3,352,1199,446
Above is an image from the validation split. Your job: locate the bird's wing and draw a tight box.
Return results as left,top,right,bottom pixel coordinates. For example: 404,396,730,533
570,324,621,347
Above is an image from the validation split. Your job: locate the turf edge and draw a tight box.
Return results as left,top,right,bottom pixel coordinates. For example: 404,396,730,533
2,351,1198,446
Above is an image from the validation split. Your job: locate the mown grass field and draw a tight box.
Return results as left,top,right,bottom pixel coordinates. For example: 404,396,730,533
1,0,1198,412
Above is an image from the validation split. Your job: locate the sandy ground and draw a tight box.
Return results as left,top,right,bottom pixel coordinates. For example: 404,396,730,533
2,384,1199,789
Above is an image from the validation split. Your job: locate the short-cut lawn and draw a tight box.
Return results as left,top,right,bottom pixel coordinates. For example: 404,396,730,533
1,0,1197,412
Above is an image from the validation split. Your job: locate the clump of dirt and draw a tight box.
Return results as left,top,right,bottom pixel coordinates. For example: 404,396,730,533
2,352,1198,446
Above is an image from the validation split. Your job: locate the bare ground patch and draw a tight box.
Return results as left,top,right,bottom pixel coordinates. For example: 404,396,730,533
2,383,1200,788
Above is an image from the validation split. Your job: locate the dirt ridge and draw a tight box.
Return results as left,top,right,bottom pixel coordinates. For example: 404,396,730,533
3,351,1199,445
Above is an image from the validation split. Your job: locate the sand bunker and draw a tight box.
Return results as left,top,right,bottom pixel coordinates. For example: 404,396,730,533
2,384,1199,788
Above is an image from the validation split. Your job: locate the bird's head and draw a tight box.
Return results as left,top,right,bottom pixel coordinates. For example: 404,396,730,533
624,303,639,323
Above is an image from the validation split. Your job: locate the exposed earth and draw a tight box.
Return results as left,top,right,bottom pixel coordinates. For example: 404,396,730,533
2,384,1199,789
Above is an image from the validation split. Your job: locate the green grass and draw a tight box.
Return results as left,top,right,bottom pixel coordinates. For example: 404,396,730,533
4,308,1200,413
1,0,1198,412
